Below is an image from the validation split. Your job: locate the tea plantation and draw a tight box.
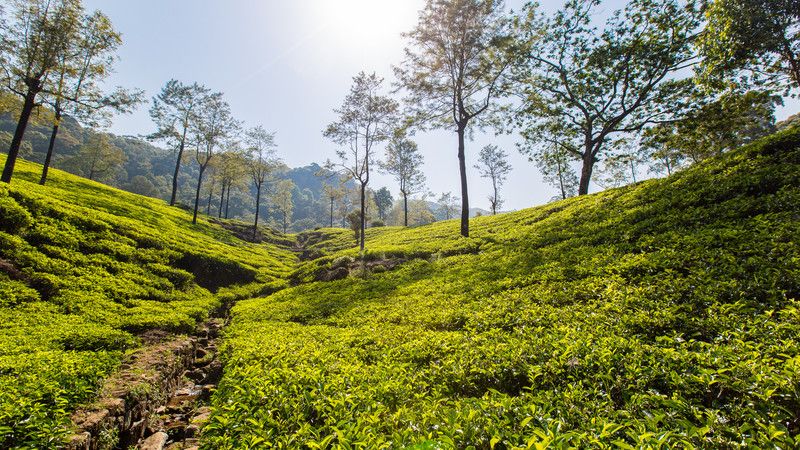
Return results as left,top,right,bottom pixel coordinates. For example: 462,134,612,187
0,156,297,447
202,127,800,448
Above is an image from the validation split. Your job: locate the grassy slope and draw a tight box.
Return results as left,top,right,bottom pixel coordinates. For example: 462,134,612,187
0,156,297,447
204,127,800,448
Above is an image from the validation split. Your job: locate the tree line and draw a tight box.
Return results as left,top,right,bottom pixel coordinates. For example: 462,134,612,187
1,0,797,243
320,0,797,247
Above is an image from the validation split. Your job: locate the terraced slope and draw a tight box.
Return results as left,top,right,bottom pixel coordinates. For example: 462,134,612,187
0,157,297,447
204,127,800,448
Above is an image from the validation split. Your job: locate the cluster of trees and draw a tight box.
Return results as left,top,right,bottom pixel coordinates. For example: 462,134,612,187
2,0,797,240
0,0,142,185
324,0,796,245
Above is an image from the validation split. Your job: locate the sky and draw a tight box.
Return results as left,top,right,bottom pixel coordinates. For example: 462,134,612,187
82,0,799,212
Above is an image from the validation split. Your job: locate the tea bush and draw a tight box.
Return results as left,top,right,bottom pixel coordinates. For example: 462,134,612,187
0,157,297,446
204,127,800,448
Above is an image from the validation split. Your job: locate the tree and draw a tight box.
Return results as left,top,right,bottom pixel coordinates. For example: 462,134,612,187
1,0,83,183
190,92,238,225
382,136,426,227
642,89,779,164
474,144,511,215
323,71,398,251
272,179,295,233
39,9,142,185
437,191,460,220
66,133,124,181
698,0,800,92
596,139,646,189
215,148,247,219
514,0,700,195
373,187,393,222
639,126,686,176
395,0,514,237
321,180,345,228
149,80,210,206
245,125,277,239
534,143,579,201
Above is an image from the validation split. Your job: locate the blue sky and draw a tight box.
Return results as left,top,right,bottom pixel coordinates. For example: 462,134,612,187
83,0,799,211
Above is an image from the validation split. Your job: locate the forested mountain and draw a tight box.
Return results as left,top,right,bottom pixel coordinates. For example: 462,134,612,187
0,109,352,231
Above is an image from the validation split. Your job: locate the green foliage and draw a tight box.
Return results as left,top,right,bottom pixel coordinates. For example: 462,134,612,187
203,127,800,448
698,0,800,92
0,156,297,446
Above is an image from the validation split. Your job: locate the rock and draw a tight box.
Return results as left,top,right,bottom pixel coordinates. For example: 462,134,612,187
76,409,109,433
185,423,200,437
139,431,168,450
66,432,90,450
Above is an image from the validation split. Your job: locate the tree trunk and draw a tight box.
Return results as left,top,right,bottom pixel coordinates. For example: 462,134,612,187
282,211,287,234
253,184,262,240
206,183,214,215
457,127,469,237
192,166,206,224
170,129,187,206
2,87,39,183
578,144,594,195
359,182,366,251
218,183,226,218
329,197,334,228
557,159,567,200
40,109,62,185
224,186,231,219
492,177,498,215
403,191,408,227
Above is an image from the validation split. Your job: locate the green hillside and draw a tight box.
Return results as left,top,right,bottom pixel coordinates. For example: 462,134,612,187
201,127,800,448
0,156,296,446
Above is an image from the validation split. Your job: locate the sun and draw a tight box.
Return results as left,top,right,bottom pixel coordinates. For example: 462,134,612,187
310,0,422,47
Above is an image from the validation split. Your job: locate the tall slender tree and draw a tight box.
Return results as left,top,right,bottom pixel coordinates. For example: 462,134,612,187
190,92,238,225
474,144,511,215
322,180,345,228
395,0,515,237
149,80,210,206
245,126,277,239
40,10,142,185
272,179,295,234
1,0,83,183
382,136,426,226
323,72,398,251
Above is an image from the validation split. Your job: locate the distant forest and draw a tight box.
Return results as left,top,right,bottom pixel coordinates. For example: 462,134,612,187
0,98,471,232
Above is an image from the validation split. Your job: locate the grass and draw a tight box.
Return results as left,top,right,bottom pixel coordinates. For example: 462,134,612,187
202,126,800,448
0,156,297,447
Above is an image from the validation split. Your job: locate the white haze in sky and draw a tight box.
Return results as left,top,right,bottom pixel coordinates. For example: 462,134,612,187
83,0,799,211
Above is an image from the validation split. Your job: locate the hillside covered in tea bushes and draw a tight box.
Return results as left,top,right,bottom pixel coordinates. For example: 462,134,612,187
202,127,800,448
0,156,297,446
